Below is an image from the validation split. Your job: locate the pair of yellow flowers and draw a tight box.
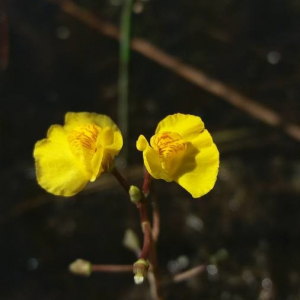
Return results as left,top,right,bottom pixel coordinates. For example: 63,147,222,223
34,112,219,198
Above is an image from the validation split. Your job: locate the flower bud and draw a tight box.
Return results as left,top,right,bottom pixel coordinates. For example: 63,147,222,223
129,185,141,204
69,259,92,277
133,259,149,285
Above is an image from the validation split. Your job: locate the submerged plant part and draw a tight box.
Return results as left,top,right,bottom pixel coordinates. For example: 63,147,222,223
136,113,219,198
34,112,123,196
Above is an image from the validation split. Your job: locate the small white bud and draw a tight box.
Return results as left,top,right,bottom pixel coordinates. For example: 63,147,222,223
134,274,145,284
133,259,149,285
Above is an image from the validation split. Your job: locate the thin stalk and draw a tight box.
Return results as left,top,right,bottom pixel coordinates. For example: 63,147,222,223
118,0,133,163
92,264,133,273
111,167,130,192
111,167,163,299
139,220,151,260
142,169,151,197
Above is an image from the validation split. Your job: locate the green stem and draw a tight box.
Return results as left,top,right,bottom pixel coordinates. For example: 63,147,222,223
118,0,133,164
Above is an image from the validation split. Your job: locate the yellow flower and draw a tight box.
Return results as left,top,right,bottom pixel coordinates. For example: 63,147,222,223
136,113,219,198
33,112,123,197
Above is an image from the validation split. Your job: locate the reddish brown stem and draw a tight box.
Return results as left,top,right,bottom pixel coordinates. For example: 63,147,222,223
138,199,162,298
139,220,151,260
111,167,152,261
149,235,161,297
136,197,152,261
137,199,148,223
111,166,163,299
92,264,133,273
142,171,160,241
142,169,151,197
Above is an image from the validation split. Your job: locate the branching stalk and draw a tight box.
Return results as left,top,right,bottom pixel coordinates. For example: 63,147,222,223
111,167,163,299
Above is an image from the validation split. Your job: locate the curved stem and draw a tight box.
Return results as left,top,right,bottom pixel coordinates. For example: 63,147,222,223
142,169,151,197
139,221,151,260
111,167,163,299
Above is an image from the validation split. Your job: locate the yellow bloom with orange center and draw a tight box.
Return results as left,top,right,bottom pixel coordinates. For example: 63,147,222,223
136,113,219,198
33,112,123,197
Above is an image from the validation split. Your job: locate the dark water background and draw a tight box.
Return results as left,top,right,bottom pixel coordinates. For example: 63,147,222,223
0,0,300,299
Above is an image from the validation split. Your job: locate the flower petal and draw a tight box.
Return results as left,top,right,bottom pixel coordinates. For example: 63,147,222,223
175,142,219,198
64,112,118,132
189,129,214,149
136,134,149,151
136,135,171,181
91,128,123,181
155,113,205,141
101,127,123,155
91,144,104,182
34,125,89,196
149,132,187,177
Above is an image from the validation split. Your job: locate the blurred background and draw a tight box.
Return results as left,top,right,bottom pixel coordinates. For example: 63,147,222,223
0,0,300,299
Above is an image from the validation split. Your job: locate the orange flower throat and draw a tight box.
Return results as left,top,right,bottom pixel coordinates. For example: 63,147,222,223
68,124,100,156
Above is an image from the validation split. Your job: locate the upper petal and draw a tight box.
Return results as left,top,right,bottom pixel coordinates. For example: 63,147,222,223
100,127,123,155
33,125,89,197
64,112,118,132
155,113,205,142
189,129,214,149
